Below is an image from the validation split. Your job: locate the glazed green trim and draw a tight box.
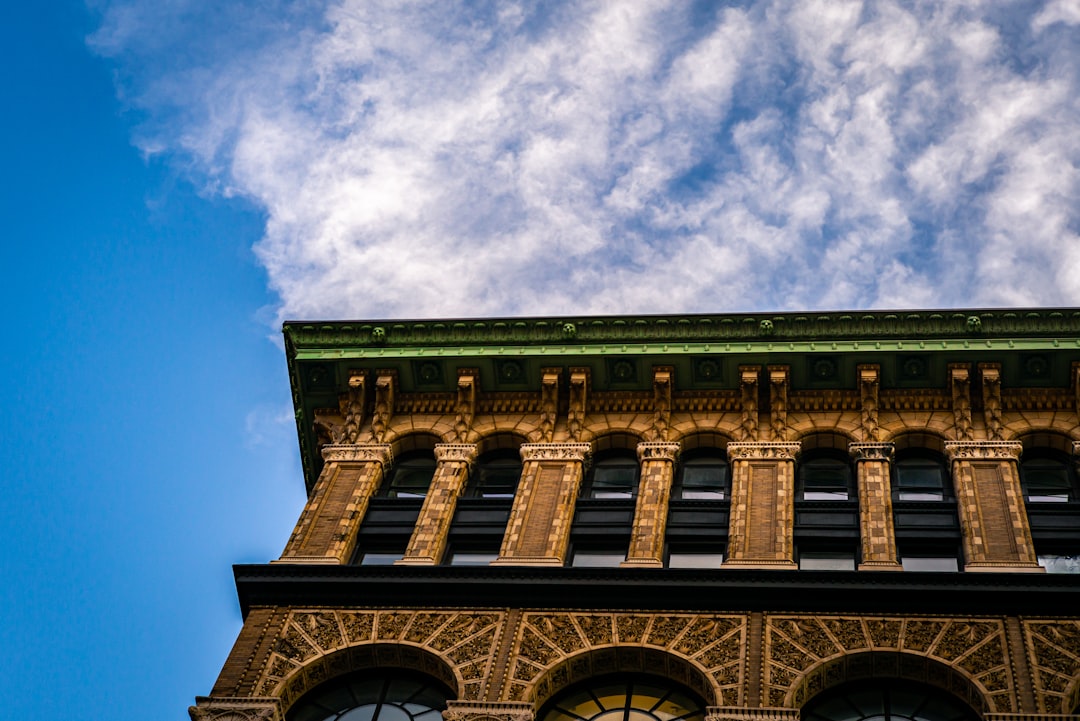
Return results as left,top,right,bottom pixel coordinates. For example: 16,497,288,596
284,309,1080,353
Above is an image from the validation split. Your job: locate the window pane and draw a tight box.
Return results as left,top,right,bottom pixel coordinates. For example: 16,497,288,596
359,552,401,565
799,553,855,571
1038,555,1080,573
571,552,625,567
447,552,498,566
592,465,637,498
668,552,724,569
901,556,958,572
680,465,726,499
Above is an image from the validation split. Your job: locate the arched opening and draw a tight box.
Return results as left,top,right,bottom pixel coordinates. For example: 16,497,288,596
1018,433,1080,573
796,434,858,570
539,675,705,721
890,435,961,572
446,434,526,566
800,678,980,721
666,432,730,569
286,670,453,721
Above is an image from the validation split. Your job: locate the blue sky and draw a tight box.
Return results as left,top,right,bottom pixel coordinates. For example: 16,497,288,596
2,1,1079,719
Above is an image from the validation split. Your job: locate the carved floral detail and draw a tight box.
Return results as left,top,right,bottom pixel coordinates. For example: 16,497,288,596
434,444,479,466
520,443,592,463
944,442,1022,461
727,443,800,461
849,443,894,463
637,442,680,462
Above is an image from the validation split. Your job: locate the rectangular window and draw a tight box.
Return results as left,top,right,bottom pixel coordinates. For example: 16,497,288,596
591,466,637,498
801,469,850,500
901,556,959,572
680,466,727,500
668,552,725,569
798,551,855,570
358,552,401,566
1038,555,1080,573
895,465,946,501
446,551,498,566
570,550,626,567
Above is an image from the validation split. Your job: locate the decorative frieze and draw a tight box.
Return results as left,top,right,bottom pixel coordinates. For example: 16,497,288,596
189,697,281,721
707,708,799,721
444,701,534,721
321,443,393,467
849,442,894,463
944,442,1023,461
637,442,680,462
520,443,592,463
434,443,479,467
727,443,800,461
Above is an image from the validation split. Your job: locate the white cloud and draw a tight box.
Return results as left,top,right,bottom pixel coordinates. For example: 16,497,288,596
91,0,1080,318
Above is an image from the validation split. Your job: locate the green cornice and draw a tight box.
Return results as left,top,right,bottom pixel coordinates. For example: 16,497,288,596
284,309,1080,357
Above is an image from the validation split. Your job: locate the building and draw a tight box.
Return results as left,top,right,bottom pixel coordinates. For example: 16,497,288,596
190,309,1080,721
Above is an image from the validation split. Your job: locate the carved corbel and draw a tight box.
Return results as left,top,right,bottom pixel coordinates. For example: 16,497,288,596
858,365,880,442
340,369,368,443
949,364,973,441
647,367,673,441
453,369,478,443
538,368,561,442
1073,361,1080,421
737,366,760,442
369,370,397,443
768,366,789,441
980,363,1003,441
567,367,589,442
313,407,346,446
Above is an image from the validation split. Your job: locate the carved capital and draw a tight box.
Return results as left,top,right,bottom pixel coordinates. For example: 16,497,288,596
434,443,479,466
706,707,800,721
321,443,393,467
189,697,282,721
637,441,680,462
444,701,535,721
849,442,895,463
520,442,592,463
944,441,1022,462
726,442,800,461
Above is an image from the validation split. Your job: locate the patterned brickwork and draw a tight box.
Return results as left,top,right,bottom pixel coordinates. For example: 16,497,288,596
399,444,477,565
281,444,391,563
496,444,590,565
624,442,679,567
945,443,1041,572
850,443,901,570
1023,620,1080,713
726,444,799,568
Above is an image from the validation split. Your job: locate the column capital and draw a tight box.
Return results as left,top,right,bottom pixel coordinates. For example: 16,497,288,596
706,707,800,721
445,701,534,721
520,442,592,463
849,442,895,462
321,443,393,467
944,441,1022,461
727,442,800,461
434,443,479,466
637,441,680,462
190,697,282,721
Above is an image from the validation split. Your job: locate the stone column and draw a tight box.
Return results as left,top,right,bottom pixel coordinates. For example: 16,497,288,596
397,443,478,565
849,443,902,571
944,441,1043,573
622,442,680,568
492,443,592,566
724,443,800,569
190,697,282,721
278,444,392,564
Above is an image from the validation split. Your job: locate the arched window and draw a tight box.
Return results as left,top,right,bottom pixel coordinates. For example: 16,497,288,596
540,676,705,721
1021,450,1077,503
1020,447,1080,573
796,447,858,570
383,451,438,498
798,450,854,500
801,678,978,721
674,451,728,500
468,449,522,498
287,671,452,721
445,448,522,566
583,449,640,499
893,451,950,501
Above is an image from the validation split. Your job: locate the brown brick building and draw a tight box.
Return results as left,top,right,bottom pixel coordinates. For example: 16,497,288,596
191,310,1080,721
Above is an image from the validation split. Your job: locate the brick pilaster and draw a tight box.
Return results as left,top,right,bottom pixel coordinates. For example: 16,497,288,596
279,444,392,564
493,443,591,566
397,444,478,565
623,442,680,567
724,443,799,569
850,443,902,571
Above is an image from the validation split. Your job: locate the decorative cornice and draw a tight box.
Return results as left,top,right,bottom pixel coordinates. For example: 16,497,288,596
944,441,1023,461
637,442,680,462
285,309,1080,352
849,442,895,462
520,443,592,463
727,442,801,461
444,701,535,721
434,443,479,466
321,444,393,467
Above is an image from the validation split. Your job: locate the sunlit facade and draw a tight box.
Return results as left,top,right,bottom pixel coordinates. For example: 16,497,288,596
191,310,1080,721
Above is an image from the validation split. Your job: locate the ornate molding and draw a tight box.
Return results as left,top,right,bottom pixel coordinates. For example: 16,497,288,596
706,708,799,721
637,441,680,462
321,443,393,467
520,443,592,463
369,371,396,443
434,443,479,466
849,442,895,463
340,370,368,444
444,701,535,721
944,441,1022,461
567,368,589,442
727,442,800,461
981,363,1004,441
950,364,974,442
453,370,478,443
647,367,673,441
538,368,561,443
859,364,880,442
768,366,790,442
189,698,281,721
738,366,760,442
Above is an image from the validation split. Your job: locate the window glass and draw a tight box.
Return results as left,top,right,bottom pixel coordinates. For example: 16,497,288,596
472,453,521,498
587,453,639,499
540,677,705,721
677,455,727,500
446,551,498,566
571,551,626,567
358,552,402,566
799,552,855,571
901,556,959,572
801,678,978,721
1021,456,1074,503
1038,555,1080,573
385,453,437,498
799,456,853,500
894,457,947,501
667,552,724,569
287,672,450,721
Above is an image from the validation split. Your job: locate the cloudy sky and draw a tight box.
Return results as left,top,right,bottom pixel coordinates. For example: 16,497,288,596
2,1,1078,719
